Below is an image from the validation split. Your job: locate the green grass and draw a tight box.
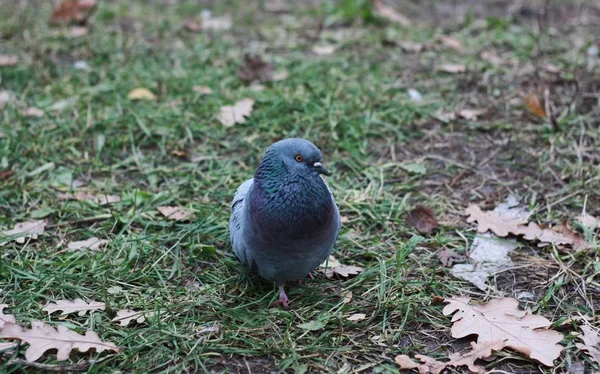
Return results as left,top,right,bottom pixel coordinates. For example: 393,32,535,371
1,0,599,372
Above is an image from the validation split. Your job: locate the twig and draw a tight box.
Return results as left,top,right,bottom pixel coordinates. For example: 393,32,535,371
7,359,90,372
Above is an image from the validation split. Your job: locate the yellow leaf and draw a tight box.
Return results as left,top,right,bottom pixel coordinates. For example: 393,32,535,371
127,88,156,101
522,91,546,118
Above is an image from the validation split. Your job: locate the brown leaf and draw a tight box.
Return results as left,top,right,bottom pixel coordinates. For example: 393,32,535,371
579,213,599,230
0,305,16,329
325,265,364,278
0,170,14,180
21,107,45,118
67,237,109,251
443,296,563,366
437,64,466,74
373,0,411,26
405,206,439,234
156,206,193,221
50,0,97,24
465,204,528,237
0,220,47,246
111,309,165,327
394,355,420,370
481,51,504,65
237,55,274,83
43,299,106,317
575,325,600,366
312,45,337,55
183,19,202,32
58,191,120,205
399,42,426,53
522,91,546,118
0,321,118,362
438,249,466,267
347,313,366,321
437,36,463,52
458,109,486,121
0,55,19,67
341,291,352,304
218,99,254,127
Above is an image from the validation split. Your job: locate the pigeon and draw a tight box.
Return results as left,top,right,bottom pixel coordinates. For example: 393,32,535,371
229,138,341,308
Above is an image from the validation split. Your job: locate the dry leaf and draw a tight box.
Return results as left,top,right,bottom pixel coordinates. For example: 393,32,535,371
0,220,47,246
198,324,220,334
579,213,599,230
312,45,337,55
481,51,504,65
405,205,439,234
373,0,411,26
21,107,44,118
396,341,506,374
0,55,19,67
0,321,118,362
198,12,232,31
156,206,193,221
458,109,486,121
67,237,109,251
320,255,342,269
437,36,463,52
465,204,528,237
218,98,254,127
112,309,164,327
183,19,202,32
438,249,466,267
43,299,106,317
0,305,16,328
0,91,13,105
443,296,563,366
326,265,364,278
272,70,288,81
399,42,426,53
347,313,366,321
58,191,120,205
127,88,156,101
237,55,274,83
522,91,546,118
341,291,352,304
575,325,600,366
192,85,212,94
50,0,97,24
437,64,466,74
66,26,88,37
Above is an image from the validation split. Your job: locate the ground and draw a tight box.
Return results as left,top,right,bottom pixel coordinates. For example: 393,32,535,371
0,0,599,373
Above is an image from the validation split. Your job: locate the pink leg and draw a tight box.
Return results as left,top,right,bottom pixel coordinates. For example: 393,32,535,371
270,285,291,309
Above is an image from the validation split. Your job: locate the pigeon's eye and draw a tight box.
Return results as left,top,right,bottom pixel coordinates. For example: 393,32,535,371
295,155,303,162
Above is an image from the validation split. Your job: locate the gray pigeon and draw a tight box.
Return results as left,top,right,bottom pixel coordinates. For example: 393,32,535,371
229,138,341,308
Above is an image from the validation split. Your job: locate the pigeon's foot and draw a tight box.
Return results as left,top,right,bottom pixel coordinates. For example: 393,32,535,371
271,285,291,309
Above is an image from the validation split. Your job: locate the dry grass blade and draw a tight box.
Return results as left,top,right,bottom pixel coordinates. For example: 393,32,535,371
67,237,109,251
373,0,411,26
443,297,563,366
0,321,119,362
43,299,106,317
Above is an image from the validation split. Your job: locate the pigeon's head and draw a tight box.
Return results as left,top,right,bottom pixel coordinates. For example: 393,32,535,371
266,138,330,176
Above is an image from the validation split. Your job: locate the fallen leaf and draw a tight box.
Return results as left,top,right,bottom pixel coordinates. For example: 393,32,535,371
437,36,463,52
320,255,342,269
407,88,422,102
437,64,466,74
575,325,600,366
399,42,426,53
465,204,528,237
66,26,88,37
21,107,44,117
373,0,411,26
579,213,599,230
0,321,118,362
399,162,427,175
0,55,19,67
183,19,202,32
312,45,337,55
347,313,366,321
396,341,507,374
67,237,109,251
218,98,254,127
50,0,97,24
58,191,121,205
198,11,232,31
341,291,352,304
405,205,439,234
0,91,13,105
237,55,274,83
522,91,546,118
192,85,213,95
443,296,563,366
156,206,193,221
458,109,486,121
438,249,466,267
127,88,156,101
198,324,220,334
111,309,166,327
0,305,16,328
297,320,326,331
481,51,504,65
0,220,47,246
326,265,364,278
272,70,288,81
43,299,106,317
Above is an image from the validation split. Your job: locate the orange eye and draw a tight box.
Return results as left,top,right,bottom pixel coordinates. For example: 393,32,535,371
295,155,303,162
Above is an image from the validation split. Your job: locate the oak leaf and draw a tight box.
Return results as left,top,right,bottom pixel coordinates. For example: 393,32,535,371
0,304,16,328
43,299,106,317
465,204,527,237
0,321,118,362
0,220,47,246
443,296,563,366
575,325,600,366
218,99,254,127
112,309,166,327
156,206,193,221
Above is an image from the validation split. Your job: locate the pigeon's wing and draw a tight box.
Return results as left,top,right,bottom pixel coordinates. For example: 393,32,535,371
229,178,254,266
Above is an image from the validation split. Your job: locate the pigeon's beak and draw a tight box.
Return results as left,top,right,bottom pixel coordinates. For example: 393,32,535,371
313,162,331,176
